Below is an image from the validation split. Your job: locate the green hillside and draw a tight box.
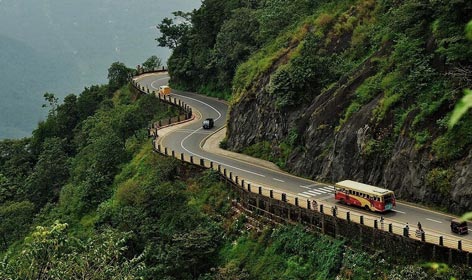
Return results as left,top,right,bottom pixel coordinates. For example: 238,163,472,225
1,0,472,279
1,64,469,279
162,0,472,214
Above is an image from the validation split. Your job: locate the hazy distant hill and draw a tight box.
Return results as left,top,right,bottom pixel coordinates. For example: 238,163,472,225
0,0,200,139
0,34,79,139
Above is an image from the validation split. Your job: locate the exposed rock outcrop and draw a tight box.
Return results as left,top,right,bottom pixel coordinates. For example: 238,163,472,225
227,55,472,214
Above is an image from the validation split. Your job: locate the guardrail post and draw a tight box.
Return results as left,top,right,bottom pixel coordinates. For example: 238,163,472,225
281,193,286,202
458,240,462,251
403,227,409,237
258,186,262,195
210,162,213,169
190,156,194,164
164,147,168,155
171,150,175,158
157,145,161,152
360,215,364,225
159,120,162,127
421,232,425,242
374,220,378,229
168,118,171,125
241,180,244,187
295,197,298,206
439,236,443,246
270,190,273,198
200,158,204,166
319,204,323,213
229,172,233,181
247,183,251,192
224,169,227,177
181,153,184,161
235,176,239,184
177,115,180,122
307,200,311,210
389,223,393,233
178,100,181,106
346,211,350,221
218,165,221,173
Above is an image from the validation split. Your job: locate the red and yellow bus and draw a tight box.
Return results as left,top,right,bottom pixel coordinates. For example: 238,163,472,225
334,180,395,212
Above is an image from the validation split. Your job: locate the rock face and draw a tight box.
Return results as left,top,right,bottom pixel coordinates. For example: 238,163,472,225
227,59,472,215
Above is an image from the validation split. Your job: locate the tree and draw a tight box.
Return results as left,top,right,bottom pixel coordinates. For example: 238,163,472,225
25,137,70,208
42,92,59,117
156,11,192,49
0,200,35,250
108,62,132,92
212,8,260,89
142,55,162,71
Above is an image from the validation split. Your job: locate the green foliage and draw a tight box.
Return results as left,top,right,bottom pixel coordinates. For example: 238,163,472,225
339,249,387,279
25,137,70,208
97,142,228,279
108,62,133,92
218,226,343,279
466,20,472,41
0,222,145,279
362,138,394,159
156,11,192,49
142,55,162,71
413,130,431,150
0,201,35,250
449,89,472,128
432,116,472,161
426,168,454,196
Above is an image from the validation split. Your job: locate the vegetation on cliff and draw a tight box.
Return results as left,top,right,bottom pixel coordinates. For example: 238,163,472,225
2,63,470,279
160,0,472,213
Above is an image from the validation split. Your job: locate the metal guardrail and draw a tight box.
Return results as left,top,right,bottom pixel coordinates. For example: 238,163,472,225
132,75,472,255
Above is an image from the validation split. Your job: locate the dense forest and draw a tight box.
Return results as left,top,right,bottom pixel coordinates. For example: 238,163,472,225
1,62,470,279
162,0,472,214
1,0,472,279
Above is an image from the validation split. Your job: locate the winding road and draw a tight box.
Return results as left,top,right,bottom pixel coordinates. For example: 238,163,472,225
135,72,471,252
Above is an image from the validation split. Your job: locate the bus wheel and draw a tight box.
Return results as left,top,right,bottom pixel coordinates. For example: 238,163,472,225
364,205,370,211
340,199,345,204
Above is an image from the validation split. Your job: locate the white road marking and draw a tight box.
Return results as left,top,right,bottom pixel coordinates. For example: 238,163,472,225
273,178,285,183
150,77,170,89
173,129,213,134
320,187,334,192
301,184,319,188
392,209,406,214
426,218,443,224
175,93,266,178
307,190,324,195
312,189,330,194
298,193,311,198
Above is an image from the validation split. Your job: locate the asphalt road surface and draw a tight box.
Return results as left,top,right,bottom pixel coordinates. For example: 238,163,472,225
135,73,471,250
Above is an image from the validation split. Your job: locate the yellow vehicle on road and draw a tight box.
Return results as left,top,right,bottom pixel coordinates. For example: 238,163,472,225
159,85,171,95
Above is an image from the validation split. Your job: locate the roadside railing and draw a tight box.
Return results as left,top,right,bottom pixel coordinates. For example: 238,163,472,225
133,74,472,258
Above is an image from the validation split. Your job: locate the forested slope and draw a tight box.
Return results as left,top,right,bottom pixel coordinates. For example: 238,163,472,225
162,0,472,214
1,66,470,279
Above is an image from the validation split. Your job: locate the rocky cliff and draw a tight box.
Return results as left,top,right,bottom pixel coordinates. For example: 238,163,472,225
226,1,472,214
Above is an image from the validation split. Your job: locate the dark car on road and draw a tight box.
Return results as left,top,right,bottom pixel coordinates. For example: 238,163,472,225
451,218,468,235
202,118,214,129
